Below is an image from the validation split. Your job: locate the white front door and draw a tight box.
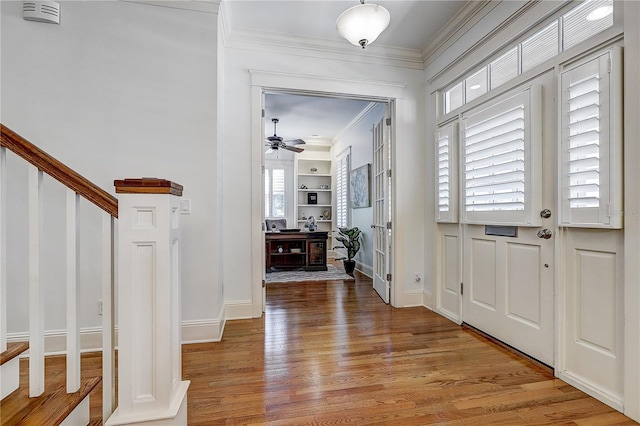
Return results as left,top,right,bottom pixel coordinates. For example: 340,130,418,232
372,116,390,303
461,79,556,366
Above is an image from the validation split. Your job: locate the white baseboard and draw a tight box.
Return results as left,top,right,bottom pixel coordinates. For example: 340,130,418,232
7,327,105,355
224,300,254,320
181,318,224,344
355,261,373,278
402,292,423,307
558,370,624,412
7,311,229,354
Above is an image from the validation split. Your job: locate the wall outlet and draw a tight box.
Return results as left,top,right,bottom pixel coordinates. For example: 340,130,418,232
98,299,103,316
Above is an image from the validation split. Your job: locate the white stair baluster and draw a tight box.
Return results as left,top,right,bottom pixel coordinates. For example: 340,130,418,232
66,190,80,392
102,212,115,421
1,146,7,354
28,164,44,397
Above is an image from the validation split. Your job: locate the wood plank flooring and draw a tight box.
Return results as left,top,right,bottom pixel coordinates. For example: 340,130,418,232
184,268,636,425
6,266,636,425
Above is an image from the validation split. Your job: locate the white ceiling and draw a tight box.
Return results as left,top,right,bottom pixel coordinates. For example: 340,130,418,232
228,0,470,145
265,93,375,145
225,0,468,52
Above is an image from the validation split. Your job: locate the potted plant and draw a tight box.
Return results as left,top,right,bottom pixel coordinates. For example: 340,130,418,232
333,226,362,275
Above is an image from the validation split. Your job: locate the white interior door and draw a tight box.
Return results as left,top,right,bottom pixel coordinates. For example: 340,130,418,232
461,81,555,366
372,116,390,303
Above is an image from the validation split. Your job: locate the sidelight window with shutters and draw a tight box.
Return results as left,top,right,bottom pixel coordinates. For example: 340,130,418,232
435,123,458,223
559,48,622,228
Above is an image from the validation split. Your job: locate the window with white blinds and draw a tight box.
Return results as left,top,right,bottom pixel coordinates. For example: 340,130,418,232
490,47,518,90
440,0,614,117
522,21,558,72
336,149,351,228
435,123,457,223
265,167,286,218
563,0,613,51
461,86,542,225
559,48,622,228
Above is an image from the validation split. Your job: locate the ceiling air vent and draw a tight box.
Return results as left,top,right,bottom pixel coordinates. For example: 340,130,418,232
23,1,60,24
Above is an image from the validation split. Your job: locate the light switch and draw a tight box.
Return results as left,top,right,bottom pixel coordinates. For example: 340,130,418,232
180,199,191,215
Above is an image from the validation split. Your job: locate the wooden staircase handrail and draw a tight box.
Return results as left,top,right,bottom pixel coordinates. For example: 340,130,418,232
0,124,118,218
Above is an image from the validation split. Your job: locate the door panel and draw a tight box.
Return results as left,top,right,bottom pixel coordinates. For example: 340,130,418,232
372,117,389,303
561,229,624,403
469,238,497,310
463,225,554,366
507,243,541,326
436,224,461,323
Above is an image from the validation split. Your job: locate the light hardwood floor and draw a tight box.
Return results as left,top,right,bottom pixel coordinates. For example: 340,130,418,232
8,266,637,425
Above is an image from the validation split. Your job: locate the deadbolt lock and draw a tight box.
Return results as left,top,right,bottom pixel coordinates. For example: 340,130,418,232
540,209,552,219
537,229,553,239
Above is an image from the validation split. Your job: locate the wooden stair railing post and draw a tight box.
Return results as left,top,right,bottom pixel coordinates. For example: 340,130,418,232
106,178,189,426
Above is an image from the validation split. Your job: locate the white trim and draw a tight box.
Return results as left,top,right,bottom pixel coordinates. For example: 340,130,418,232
401,292,424,308
224,300,254,320
558,371,624,412
334,103,379,143
250,71,403,314
122,0,221,14
181,319,225,344
354,260,373,279
623,1,640,421
228,29,423,70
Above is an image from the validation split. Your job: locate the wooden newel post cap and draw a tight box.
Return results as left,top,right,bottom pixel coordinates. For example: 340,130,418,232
114,178,183,196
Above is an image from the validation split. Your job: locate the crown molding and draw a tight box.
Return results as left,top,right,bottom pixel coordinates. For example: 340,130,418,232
121,0,221,14
427,0,566,86
333,102,379,144
224,27,424,70
421,0,498,66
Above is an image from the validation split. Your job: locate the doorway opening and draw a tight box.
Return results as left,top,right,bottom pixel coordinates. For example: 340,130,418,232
259,90,394,308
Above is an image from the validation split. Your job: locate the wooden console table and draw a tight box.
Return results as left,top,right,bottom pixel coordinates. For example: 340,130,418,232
265,231,328,272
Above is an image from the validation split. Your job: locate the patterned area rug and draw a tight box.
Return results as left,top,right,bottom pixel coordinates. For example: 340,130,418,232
266,264,355,284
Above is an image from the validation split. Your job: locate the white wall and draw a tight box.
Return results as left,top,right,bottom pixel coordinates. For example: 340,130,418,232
221,44,426,308
1,1,221,335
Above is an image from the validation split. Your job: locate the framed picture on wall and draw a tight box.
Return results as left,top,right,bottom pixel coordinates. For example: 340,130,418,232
350,163,370,208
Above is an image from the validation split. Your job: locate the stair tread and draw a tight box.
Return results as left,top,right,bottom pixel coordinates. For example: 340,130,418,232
0,376,102,425
0,341,29,366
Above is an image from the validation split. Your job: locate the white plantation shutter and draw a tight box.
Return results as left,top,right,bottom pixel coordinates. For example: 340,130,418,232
563,0,614,51
265,167,286,218
435,123,457,223
336,149,350,228
490,47,518,90
521,21,558,72
462,86,542,225
560,49,622,228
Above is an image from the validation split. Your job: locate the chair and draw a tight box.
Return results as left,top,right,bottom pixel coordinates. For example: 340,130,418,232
266,218,287,231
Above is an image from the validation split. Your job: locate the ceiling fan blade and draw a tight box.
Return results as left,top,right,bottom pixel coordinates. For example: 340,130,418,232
282,145,304,153
284,139,306,145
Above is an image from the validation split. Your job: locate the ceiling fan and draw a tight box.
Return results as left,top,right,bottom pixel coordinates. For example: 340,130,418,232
265,118,306,154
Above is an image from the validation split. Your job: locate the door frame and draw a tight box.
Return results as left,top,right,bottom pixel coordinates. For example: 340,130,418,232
249,70,404,316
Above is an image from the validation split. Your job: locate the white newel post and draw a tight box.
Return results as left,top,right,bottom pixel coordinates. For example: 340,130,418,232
106,178,189,426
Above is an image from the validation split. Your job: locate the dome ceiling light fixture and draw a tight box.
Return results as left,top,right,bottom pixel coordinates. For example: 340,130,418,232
336,0,390,49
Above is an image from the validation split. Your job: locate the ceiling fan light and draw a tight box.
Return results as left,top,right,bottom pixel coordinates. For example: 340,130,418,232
336,3,390,48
